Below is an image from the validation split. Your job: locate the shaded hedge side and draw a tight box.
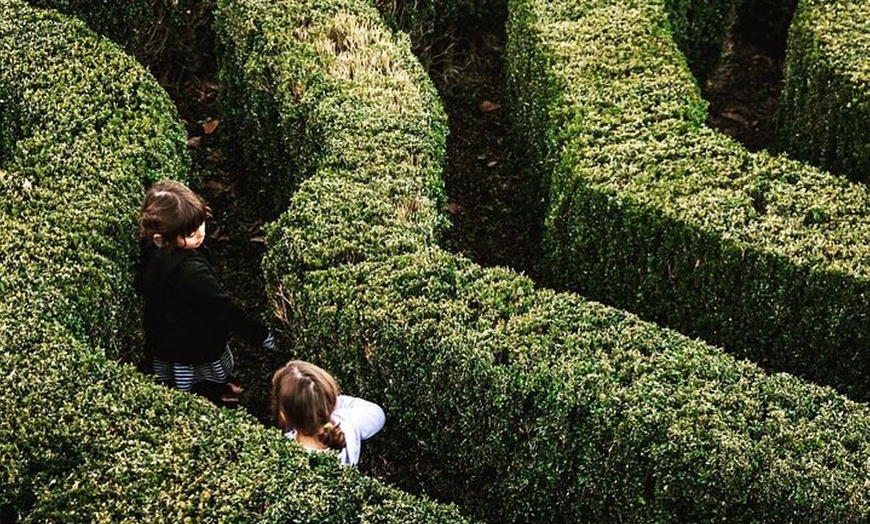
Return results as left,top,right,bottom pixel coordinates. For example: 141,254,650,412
508,0,870,401
0,2,468,521
663,0,740,79
735,0,799,54
778,0,870,181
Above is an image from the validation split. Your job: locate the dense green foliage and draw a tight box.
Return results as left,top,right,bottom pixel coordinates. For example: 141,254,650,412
7,0,870,520
663,0,740,79
215,0,448,223
778,0,870,181
25,0,216,73
242,0,870,522
508,0,870,401
281,248,870,523
0,1,467,521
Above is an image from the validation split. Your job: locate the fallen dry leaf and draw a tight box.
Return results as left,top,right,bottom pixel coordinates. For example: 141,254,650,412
721,110,750,126
202,119,220,134
447,202,464,215
480,100,502,112
206,179,229,191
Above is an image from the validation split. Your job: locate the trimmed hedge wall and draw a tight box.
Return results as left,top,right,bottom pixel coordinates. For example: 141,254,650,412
246,0,870,521
663,0,740,80
0,0,189,352
25,0,216,74
778,0,870,181
276,248,870,523
0,2,468,521
508,0,870,401
215,0,448,222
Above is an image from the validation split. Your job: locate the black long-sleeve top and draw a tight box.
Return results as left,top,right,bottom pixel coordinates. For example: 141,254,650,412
138,242,268,365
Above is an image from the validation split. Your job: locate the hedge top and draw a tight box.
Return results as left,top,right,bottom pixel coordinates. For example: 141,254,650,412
516,0,870,278
795,0,870,85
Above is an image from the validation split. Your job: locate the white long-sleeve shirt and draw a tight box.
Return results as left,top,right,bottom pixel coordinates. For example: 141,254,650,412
284,394,385,466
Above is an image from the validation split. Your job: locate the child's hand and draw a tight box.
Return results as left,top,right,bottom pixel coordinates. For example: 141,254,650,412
262,332,279,351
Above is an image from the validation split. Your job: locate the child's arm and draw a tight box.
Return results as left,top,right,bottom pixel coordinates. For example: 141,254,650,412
178,254,268,345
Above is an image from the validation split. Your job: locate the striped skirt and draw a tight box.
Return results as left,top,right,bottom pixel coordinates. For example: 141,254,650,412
152,347,234,391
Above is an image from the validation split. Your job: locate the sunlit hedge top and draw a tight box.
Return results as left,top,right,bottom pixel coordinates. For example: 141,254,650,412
0,1,468,521
779,0,870,180
217,0,448,257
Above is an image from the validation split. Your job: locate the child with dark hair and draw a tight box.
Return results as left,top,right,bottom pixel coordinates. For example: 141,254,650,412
272,360,385,466
137,180,276,407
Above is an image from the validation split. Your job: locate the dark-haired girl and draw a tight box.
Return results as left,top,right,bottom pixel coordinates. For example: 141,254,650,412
137,180,276,407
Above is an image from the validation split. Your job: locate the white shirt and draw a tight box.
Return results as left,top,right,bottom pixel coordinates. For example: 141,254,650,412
285,395,385,465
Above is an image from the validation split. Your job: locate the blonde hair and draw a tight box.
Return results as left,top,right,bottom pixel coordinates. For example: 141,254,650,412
272,360,346,450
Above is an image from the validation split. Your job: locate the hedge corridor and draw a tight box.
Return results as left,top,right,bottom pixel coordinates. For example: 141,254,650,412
0,0,468,521
3,0,870,522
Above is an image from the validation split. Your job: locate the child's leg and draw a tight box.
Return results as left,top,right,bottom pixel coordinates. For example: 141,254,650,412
190,381,232,406
190,381,244,408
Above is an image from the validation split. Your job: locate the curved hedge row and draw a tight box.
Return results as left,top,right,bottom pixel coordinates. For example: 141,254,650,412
245,0,870,522
280,248,870,523
0,1,468,521
25,0,215,73
509,0,870,401
778,0,870,181
216,0,448,228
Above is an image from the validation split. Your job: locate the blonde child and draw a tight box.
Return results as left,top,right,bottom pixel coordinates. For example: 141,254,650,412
137,180,276,407
272,360,385,466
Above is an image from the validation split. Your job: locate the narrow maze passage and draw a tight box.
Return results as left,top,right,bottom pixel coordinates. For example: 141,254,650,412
162,7,785,423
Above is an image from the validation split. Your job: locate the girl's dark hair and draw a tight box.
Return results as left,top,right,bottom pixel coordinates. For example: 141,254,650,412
139,180,211,249
272,360,346,451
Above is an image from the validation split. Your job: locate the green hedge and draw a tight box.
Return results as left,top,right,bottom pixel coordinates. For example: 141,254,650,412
778,0,870,181
275,247,870,523
215,0,448,222
243,0,870,521
0,315,467,523
0,0,189,351
0,2,467,521
507,0,870,401
25,0,216,73
663,0,740,80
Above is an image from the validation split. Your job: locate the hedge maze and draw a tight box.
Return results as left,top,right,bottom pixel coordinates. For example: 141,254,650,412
3,0,870,522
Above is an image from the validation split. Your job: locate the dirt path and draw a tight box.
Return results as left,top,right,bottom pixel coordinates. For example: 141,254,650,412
433,23,543,279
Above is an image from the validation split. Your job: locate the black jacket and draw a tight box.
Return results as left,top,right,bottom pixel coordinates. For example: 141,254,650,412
138,242,268,365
